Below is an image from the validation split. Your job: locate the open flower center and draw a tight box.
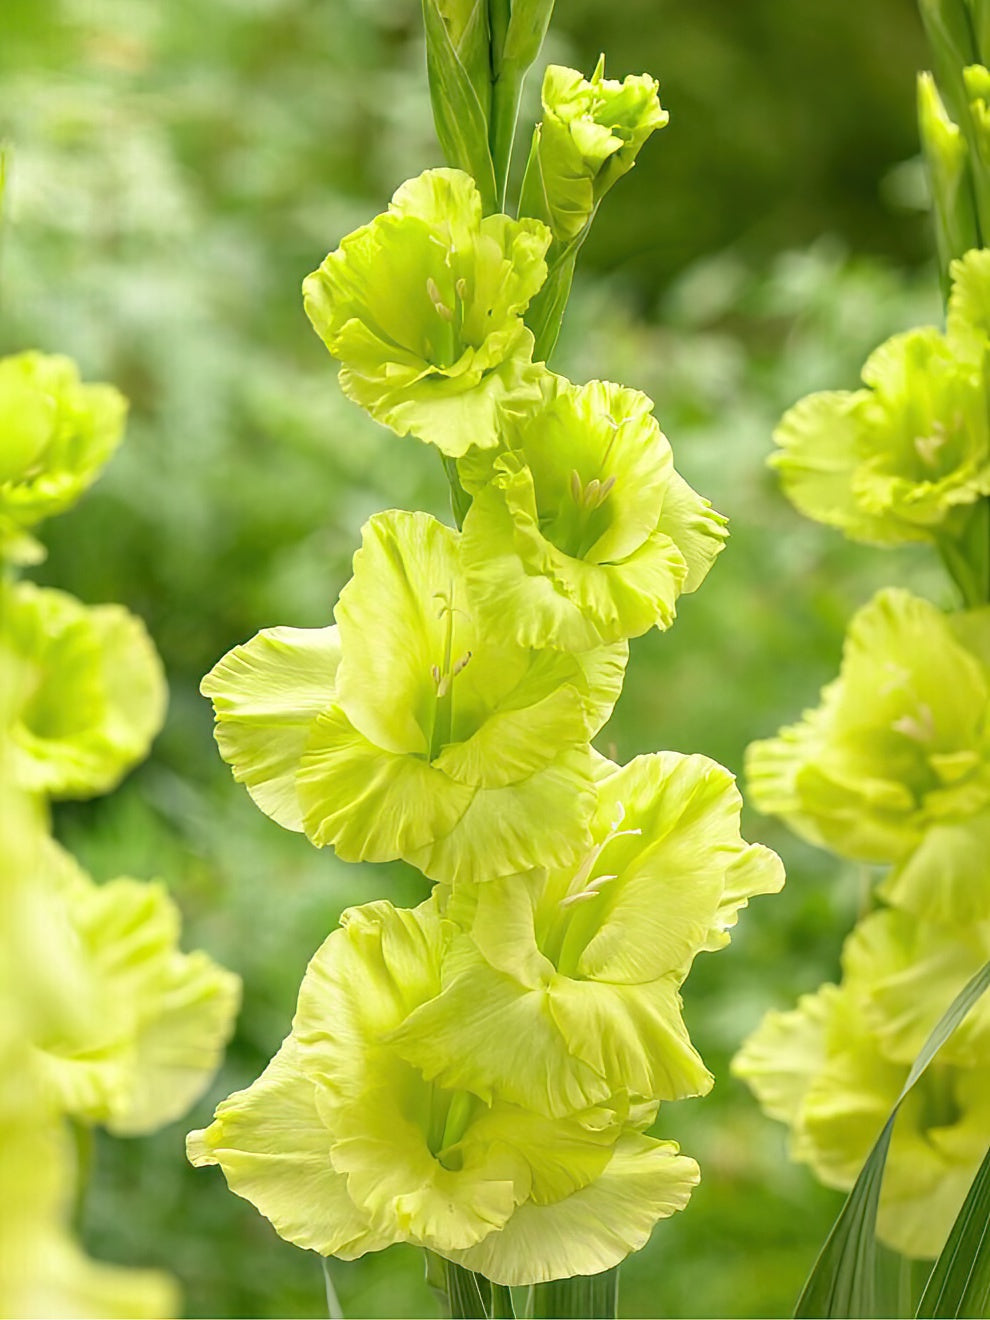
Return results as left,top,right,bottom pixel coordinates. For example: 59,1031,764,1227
536,804,640,976
427,587,472,761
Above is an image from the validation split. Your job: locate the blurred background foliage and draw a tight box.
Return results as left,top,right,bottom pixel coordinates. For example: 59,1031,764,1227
0,0,957,1315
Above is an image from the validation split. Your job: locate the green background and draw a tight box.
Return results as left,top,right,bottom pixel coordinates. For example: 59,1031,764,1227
0,1,954,1314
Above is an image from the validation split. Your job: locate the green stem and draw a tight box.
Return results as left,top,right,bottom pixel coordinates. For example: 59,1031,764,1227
531,1267,620,1319
444,1259,491,1318
490,1283,515,1318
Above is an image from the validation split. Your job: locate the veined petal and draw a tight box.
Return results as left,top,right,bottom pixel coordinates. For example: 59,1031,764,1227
297,703,472,862
443,1133,698,1287
187,1038,387,1258
201,625,341,830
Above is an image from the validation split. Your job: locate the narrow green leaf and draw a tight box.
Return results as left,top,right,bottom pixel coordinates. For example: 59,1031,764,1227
917,0,980,126
527,244,580,363
441,454,472,529
422,0,498,213
795,960,990,1319
531,1267,619,1319
916,1143,990,1318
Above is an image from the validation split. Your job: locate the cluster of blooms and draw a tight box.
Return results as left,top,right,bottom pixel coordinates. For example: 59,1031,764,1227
734,107,990,1252
0,350,240,1315
188,41,783,1290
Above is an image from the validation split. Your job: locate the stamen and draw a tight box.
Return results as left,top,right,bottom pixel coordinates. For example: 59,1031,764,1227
455,277,468,300
452,650,472,677
892,703,936,743
570,469,583,503
426,276,454,322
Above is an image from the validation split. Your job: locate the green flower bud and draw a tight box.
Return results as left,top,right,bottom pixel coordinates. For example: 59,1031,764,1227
917,72,979,288
520,59,668,246
303,169,551,457
0,351,126,565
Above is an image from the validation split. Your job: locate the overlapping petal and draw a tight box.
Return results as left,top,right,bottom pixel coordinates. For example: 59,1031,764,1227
303,169,550,455
394,752,782,1116
189,899,678,1279
204,510,624,883
459,378,726,649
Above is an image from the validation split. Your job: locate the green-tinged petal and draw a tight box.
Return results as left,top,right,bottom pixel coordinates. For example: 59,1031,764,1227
461,379,724,649
443,1133,698,1287
303,168,550,454
946,247,990,355
289,902,528,1252
840,908,990,1067
0,351,127,561
546,974,712,1104
746,588,990,871
298,703,472,861
405,745,597,884
731,986,833,1130
3,580,166,799
879,808,990,925
770,390,911,544
188,1038,388,1257
201,625,340,831
387,939,608,1113
658,471,729,593
334,511,460,757
578,752,780,981
36,867,239,1134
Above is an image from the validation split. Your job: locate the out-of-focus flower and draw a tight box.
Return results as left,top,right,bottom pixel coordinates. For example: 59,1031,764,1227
733,906,990,1260
770,250,990,548
0,351,126,565
746,587,990,924
0,579,167,800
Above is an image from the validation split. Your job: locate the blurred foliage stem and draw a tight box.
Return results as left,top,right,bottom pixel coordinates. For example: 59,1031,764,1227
917,0,990,602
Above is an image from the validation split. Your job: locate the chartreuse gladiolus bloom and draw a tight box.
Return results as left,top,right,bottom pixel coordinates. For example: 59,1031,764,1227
520,59,668,246
391,752,783,1117
202,509,626,883
0,351,126,565
31,842,241,1137
457,377,727,649
770,249,990,547
302,169,550,457
0,791,178,1317
746,587,990,924
1,578,167,799
187,899,699,1285
733,906,990,1260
